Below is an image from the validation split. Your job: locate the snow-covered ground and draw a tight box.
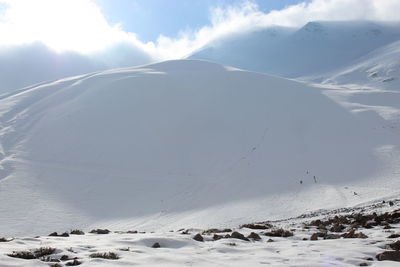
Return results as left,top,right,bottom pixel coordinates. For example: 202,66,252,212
0,198,399,266
1,59,399,239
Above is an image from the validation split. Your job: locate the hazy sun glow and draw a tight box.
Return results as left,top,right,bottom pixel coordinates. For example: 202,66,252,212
0,0,137,53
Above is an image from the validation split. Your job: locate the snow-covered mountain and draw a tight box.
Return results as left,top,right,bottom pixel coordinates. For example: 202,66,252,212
312,39,400,90
189,21,400,78
1,60,399,236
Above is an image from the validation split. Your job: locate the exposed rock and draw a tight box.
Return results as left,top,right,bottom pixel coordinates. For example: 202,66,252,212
247,232,261,241
70,230,85,235
180,230,190,235
213,234,224,241
202,228,232,234
230,232,249,241
60,255,70,261
388,233,400,238
330,223,345,232
66,259,82,266
48,232,69,237
310,233,319,240
324,234,341,240
377,251,400,261
193,233,204,242
89,229,110,234
241,223,271,230
388,240,400,250
341,230,368,239
264,228,293,237
152,242,161,248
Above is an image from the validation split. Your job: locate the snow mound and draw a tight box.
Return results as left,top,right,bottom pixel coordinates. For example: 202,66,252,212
0,59,399,236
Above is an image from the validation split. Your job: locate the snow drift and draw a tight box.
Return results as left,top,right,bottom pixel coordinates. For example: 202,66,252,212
0,60,399,236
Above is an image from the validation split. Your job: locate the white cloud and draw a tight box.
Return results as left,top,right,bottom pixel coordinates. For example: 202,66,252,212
0,0,399,61
153,0,400,59
0,0,152,55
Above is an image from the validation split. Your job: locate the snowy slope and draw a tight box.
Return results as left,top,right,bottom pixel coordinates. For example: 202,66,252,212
0,42,153,95
312,39,400,91
189,21,400,77
0,60,399,236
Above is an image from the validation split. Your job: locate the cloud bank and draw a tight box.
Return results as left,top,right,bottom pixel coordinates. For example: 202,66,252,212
0,0,399,93
1,0,399,59
156,0,400,59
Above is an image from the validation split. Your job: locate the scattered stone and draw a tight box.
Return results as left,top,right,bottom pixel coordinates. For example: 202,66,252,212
267,239,274,242
48,232,69,237
247,232,261,241
89,229,110,234
241,223,271,230
152,242,161,248
193,233,204,242
264,228,293,237
388,233,400,238
341,230,368,239
230,232,249,241
389,201,394,207
8,251,36,260
8,247,56,260
89,252,119,260
40,256,59,262
180,229,190,235
310,233,319,240
70,230,85,235
203,228,232,234
66,259,82,266
60,255,70,261
127,230,138,234
0,237,13,242
213,234,224,241
324,234,341,240
377,251,400,261
359,263,368,266
388,240,400,250
330,223,345,232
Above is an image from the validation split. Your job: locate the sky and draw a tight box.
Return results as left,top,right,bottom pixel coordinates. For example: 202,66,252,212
0,0,400,60
94,0,308,42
